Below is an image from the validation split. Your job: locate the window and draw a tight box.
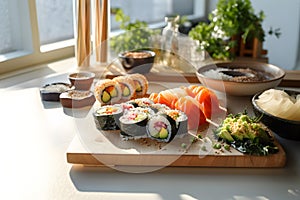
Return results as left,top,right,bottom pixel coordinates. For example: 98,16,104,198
0,0,14,54
0,0,203,75
36,0,74,46
0,0,32,57
0,0,74,75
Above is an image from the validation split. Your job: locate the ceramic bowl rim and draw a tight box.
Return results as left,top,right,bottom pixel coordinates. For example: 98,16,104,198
68,71,95,80
118,49,156,59
196,62,286,84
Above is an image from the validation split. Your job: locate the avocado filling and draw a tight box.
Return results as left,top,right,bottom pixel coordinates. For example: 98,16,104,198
101,86,119,102
120,83,130,97
152,121,169,139
105,86,118,98
101,91,111,103
134,80,143,93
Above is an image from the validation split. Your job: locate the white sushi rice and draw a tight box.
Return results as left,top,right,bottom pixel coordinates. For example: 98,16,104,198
146,114,171,139
42,84,70,93
202,68,233,80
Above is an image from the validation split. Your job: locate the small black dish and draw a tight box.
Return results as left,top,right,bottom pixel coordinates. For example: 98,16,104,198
118,50,155,74
40,82,74,101
252,89,300,141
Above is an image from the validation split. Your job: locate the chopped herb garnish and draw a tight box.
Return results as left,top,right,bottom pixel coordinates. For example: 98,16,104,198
213,143,222,149
214,111,278,156
181,143,187,149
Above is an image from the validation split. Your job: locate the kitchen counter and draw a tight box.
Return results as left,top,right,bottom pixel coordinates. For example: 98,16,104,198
1,59,300,200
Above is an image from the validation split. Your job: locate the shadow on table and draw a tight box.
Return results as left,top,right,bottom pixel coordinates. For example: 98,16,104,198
69,151,299,200
41,101,61,109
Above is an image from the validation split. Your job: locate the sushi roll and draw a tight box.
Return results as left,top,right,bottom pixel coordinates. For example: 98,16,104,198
120,102,135,113
113,76,136,101
119,107,154,139
94,79,121,105
127,98,154,108
93,105,123,131
146,114,177,143
164,109,188,135
128,74,148,98
150,103,171,113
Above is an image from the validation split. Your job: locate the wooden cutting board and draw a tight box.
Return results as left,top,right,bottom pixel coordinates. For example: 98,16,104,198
66,113,286,168
66,81,286,168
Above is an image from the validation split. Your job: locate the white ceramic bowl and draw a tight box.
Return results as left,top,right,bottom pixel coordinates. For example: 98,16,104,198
196,62,285,96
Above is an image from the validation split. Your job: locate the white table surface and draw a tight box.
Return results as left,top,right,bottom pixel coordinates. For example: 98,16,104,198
1,67,300,200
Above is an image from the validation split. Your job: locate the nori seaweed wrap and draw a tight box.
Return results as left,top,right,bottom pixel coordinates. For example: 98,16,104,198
164,109,188,135
127,98,154,108
93,105,123,130
149,103,171,113
146,113,178,143
119,107,154,139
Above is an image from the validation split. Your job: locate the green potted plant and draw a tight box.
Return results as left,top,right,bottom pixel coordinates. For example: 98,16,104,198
110,8,159,53
189,0,280,60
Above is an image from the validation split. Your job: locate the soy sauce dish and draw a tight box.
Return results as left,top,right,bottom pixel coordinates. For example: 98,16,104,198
68,71,95,90
252,88,300,140
118,50,156,74
40,82,74,101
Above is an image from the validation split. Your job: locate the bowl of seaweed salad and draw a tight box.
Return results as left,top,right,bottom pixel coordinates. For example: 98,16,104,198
213,111,278,156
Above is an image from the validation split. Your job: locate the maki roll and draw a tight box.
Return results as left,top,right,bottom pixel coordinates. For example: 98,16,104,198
120,102,135,113
128,74,148,98
113,76,136,101
150,103,171,113
127,98,154,108
93,105,123,131
146,114,177,143
164,109,188,135
119,107,154,139
94,79,121,105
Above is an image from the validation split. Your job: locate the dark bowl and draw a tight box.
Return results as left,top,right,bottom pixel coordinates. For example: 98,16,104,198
40,82,73,101
118,50,155,74
68,71,95,90
252,89,300,141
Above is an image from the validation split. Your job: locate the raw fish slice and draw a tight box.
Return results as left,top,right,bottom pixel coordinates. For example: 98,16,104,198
155,92,173,107
188,85,205,97
157,89,182,107
149,93,158,102
168,87,188,98
175,96,206,130
194,88,222,119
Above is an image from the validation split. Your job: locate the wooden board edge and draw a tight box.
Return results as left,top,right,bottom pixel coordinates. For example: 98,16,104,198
66,143,286,168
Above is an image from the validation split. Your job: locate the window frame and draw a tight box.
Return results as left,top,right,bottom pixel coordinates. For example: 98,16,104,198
0,0,74,75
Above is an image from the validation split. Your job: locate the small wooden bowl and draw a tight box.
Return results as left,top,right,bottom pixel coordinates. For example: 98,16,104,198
40,82,73,101
118,50,155,74
60,90,95,108
68,71,95,90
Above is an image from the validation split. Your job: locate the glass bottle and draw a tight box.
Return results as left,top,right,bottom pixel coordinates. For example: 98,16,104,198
162,15,179,54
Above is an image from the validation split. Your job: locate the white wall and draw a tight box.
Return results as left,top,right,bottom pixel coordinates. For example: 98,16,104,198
207,0,300,70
